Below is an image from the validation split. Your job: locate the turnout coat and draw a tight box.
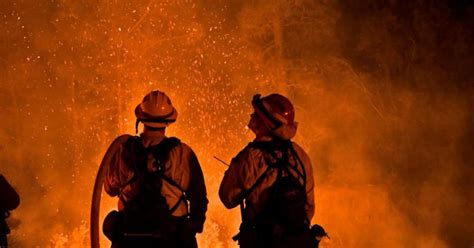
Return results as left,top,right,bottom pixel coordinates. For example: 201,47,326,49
101,130,208,233
219,123,315,223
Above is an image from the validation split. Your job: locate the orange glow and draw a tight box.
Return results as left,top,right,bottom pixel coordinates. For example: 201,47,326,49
1,1,473,247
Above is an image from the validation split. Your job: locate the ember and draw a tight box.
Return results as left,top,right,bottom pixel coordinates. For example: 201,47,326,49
0,0,473,247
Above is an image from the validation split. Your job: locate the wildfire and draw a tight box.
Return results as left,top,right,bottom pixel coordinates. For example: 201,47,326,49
1,0,473,247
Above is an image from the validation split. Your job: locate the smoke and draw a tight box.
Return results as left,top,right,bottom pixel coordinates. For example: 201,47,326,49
0,0,473,247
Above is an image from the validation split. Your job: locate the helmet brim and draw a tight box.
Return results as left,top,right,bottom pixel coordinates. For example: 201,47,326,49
135,104,178,128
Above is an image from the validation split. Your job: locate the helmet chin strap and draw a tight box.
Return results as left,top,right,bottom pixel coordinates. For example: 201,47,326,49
135,119,140,134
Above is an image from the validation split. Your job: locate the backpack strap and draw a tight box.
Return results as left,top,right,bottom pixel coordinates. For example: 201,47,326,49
161,173,189,216
288,142,307,187
117,136,187,215
239,164,273,223
117,136,145,203
239,140,304,223
148,137,190,216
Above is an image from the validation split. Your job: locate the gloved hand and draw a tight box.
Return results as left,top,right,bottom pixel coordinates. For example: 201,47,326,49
311,224,329,241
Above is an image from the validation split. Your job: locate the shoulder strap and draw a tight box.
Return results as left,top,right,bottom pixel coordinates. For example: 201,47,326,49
118,136,144,189
288,142,307,187
117,137,182,203
239,140,309,222
241,140,297,200
117,136,145,204
239,164,273,223
239,141,290,223
241,164,273,201
148,137,180,161
148,137,191,215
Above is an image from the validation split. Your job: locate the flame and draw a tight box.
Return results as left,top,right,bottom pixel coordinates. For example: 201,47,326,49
1,0,473,247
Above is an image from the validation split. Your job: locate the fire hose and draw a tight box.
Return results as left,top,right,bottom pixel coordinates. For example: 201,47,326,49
90,159,107,248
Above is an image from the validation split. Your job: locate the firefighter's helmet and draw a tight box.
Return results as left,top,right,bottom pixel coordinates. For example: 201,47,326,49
135,90,177,132
251,93,295,130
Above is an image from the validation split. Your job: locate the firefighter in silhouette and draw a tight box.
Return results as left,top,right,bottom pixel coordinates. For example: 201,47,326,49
0,174,20,248
219,94,324,248
101,90,208,248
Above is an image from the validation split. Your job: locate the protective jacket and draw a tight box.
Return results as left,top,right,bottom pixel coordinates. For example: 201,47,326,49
102,130,208,233
219,140,314,222
219,124,315,223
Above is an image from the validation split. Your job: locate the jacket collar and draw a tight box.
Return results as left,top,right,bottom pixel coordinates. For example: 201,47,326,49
140,130,166,147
